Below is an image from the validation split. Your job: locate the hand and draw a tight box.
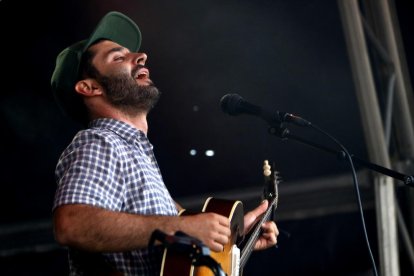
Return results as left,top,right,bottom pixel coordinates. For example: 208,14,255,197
179,212,231,252
243,200,279,251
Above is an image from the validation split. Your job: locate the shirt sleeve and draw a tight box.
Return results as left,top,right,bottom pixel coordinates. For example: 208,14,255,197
53,131,125,211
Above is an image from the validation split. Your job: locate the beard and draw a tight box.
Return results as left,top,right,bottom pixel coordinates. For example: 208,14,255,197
97,67,161,116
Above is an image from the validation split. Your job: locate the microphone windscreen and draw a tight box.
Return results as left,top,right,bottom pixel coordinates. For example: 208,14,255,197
220,94,243,115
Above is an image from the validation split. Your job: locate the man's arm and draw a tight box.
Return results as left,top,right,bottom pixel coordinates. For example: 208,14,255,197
53,204,231,252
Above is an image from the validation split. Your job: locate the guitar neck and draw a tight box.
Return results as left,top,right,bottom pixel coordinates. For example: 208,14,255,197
239,196,278,270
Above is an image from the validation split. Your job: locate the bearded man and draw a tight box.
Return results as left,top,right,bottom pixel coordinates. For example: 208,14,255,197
51,11,278,275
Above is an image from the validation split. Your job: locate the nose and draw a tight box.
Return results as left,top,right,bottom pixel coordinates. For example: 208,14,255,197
134,52,147,66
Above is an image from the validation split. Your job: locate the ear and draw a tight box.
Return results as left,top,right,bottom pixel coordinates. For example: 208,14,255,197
75,79,103,97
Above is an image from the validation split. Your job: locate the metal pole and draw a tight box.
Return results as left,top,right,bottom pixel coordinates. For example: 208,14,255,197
376,0,414,249
337,1,399,275
376,0,414,158
362,0,414,270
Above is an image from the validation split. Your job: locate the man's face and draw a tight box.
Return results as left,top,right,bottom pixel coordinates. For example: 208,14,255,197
89,40,160,114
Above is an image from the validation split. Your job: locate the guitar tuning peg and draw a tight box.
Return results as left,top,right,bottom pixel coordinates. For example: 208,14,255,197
263,160,271,177
274,171,283,182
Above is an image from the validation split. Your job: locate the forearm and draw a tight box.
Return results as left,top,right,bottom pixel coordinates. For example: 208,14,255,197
53,204,181,252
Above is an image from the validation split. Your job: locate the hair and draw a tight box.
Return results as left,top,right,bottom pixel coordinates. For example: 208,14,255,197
79,44,101,80
71,40,104,126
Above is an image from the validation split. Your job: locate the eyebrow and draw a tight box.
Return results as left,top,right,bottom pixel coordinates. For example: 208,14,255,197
104,46,129,59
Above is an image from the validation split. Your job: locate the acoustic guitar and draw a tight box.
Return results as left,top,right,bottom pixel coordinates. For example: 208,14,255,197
160,160,280,276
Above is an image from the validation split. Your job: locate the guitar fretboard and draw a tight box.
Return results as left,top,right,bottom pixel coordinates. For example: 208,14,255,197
239,193,278,269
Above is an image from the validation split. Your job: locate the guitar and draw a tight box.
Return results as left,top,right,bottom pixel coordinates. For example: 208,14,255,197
160,160,280,276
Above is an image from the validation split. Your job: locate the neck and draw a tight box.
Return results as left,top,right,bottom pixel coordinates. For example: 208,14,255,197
84,97,150,134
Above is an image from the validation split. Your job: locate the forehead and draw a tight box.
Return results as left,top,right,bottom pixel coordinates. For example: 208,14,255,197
89,40,128,59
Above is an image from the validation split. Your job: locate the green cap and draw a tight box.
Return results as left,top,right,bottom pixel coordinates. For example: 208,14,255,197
51,11,142,123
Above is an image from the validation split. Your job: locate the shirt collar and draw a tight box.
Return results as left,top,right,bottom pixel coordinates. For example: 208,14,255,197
89,118,147,144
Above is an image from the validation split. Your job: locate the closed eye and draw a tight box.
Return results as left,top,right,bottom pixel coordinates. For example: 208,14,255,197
113,56,125,62
105,46,129,63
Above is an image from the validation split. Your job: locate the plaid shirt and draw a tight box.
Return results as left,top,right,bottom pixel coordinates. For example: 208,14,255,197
53,118,177,275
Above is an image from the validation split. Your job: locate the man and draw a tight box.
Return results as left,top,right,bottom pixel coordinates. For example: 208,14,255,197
51,11,278,275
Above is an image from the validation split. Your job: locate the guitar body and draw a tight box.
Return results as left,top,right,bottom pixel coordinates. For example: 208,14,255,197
160,250,194,276
160,198,244,276
195,198,244,276
160,209,195,276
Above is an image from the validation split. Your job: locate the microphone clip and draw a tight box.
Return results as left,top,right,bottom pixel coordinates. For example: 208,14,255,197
149,230,226,276
268,124,290,138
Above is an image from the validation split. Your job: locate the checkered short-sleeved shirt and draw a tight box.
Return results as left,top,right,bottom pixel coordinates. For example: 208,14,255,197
53,118,178,275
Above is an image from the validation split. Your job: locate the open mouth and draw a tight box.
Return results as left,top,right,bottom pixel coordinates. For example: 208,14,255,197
135,68,149,80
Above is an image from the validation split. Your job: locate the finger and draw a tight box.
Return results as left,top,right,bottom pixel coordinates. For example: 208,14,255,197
221,226,231,237
210,241,225,252
209,214,231,237
255,233,277,250
206,213,230,228
262,221,279,236
244,201,269,233
261,232,276,243
209,231,229,252
213,232,229,247
250,200,269,217
217,215,230,228
259,222,278,246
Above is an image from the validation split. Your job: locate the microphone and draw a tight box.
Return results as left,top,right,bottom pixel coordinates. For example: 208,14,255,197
220,93,311,127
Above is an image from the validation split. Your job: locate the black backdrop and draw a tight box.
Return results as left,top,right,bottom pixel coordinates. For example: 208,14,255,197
0,0,412,275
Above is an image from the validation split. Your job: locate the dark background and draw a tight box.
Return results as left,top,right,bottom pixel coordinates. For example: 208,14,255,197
0,0,412,275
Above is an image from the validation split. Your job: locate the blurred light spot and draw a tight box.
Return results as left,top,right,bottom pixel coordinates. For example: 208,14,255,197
205,150,215,157
189,149,197,156
192,105,199,112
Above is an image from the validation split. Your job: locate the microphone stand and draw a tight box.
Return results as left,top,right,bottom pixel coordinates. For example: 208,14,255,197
268,125,414,188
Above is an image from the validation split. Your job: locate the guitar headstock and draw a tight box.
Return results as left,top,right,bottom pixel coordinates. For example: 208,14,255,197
262,160,280,202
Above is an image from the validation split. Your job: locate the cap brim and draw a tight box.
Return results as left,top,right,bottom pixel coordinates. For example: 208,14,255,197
85,11,141,53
